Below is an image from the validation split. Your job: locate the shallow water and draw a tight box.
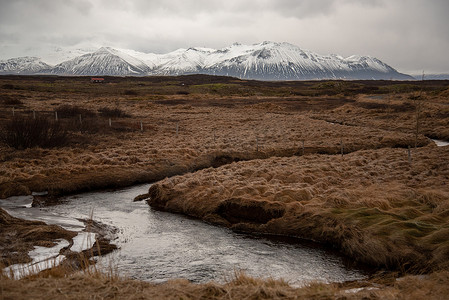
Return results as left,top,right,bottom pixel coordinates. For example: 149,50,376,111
432,139,449,147
4,239,68,279
1,184,368,286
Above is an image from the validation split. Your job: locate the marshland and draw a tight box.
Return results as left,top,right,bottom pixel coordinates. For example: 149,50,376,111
1,75,449,299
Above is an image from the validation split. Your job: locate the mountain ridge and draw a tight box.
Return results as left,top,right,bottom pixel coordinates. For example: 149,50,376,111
0,57,52,75
0,41,413,80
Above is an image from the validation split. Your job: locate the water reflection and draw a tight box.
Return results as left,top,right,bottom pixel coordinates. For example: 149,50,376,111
2,184,368,286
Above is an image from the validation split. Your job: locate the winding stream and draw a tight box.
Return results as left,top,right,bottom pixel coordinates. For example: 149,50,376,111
432,139,449,147
2,184,369,286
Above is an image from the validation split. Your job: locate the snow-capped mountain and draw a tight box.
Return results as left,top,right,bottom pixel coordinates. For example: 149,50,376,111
41,47,95,65
49,47,151,76
0,42,413,80
156,47,215,75
0,57,52,74
193,42,409,80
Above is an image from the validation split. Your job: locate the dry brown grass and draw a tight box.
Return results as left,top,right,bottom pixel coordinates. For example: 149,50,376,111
0,84,431,198
2,269,449,299
310,93,449,140
146,145,449,272
1,76,449,299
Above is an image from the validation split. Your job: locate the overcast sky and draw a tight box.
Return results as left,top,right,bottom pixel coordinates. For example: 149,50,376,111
1,0,448,74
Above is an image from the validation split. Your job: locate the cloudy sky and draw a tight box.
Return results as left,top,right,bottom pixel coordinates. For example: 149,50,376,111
0,0,448,74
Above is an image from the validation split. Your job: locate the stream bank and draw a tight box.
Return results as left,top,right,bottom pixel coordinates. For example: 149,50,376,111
1,184,369,286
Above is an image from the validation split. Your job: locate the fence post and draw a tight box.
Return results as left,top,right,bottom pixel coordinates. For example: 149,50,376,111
408,146,411,164
55,111,58,121
79,114,82,125
109,118,112,127
33,110,36,119
140,121,143,132
340,138,344,157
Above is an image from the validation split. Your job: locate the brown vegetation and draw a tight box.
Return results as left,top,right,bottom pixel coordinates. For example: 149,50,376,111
311,93,449,140
0,116,68,149
146,145,449,272
2,269,449,299
1,75,449,298
0,76,440,198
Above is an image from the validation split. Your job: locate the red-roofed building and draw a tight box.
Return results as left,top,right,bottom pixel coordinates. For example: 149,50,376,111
91,77,104,83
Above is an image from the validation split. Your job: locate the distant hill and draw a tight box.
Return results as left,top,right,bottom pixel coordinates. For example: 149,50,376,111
412,74,449,80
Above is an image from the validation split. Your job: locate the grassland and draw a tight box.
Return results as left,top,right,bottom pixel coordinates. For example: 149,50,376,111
1,75,449,299
147,146,449,272
1,76,442,198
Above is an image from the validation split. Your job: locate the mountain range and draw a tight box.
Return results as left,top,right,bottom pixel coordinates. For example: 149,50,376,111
0,41,413,80
412,73,449,80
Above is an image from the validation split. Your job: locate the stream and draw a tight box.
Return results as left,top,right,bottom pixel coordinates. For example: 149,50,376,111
432,139,449,147
2,184,369,286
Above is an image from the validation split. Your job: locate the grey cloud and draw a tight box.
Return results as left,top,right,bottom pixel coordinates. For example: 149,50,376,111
0,0,448,73
111,0,228,16
247,0,383,19
0,0,93,18
98,0,339,18
266,0,337,18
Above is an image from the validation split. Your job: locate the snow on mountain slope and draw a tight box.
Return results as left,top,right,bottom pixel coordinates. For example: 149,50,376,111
0,46,94,66
200,42,409,80
106,47,150,71
49,47,151,76
117,48,161,69
40,47,95,65
155,47,215,75
0,57,52,74
1,42,413,80
151,41,410,80
205,42,333,79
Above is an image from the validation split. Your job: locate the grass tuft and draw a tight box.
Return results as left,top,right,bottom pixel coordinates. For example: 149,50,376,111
0,116,68,149
98,107,130,118
55,105,96,118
